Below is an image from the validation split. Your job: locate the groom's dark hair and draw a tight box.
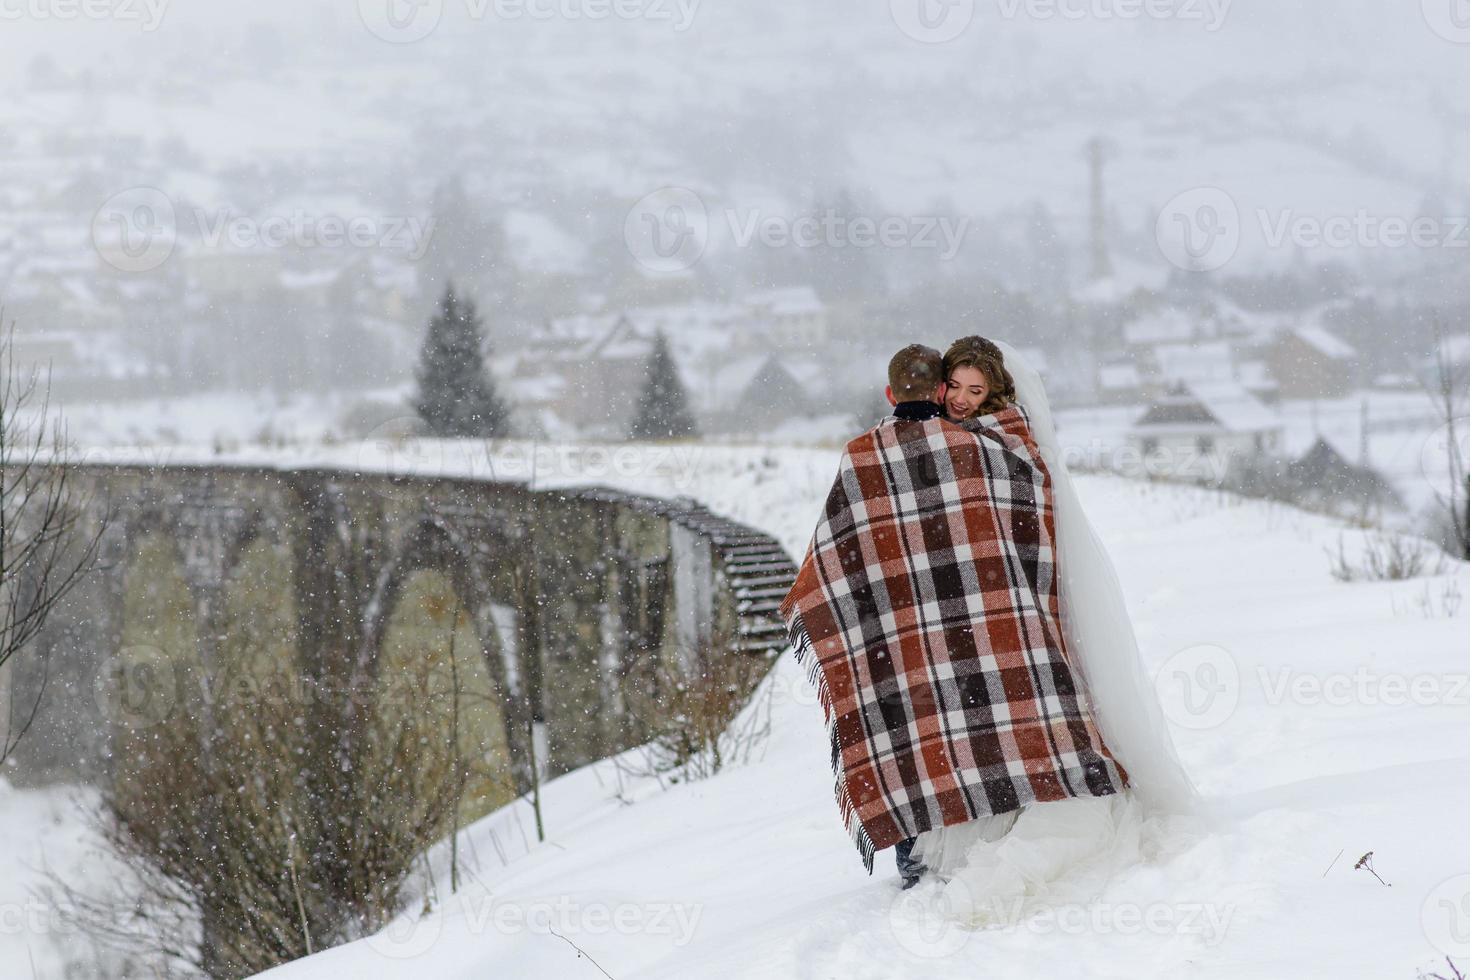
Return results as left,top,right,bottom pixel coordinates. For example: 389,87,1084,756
887,344,943,400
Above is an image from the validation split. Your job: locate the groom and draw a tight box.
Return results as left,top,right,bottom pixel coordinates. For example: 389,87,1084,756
779,342,1127,888
878,344,948,889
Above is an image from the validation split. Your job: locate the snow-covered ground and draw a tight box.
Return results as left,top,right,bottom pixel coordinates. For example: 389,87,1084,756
0,781,125,978
4,440,1467,978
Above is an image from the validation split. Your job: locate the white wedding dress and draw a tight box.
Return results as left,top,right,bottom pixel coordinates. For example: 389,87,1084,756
909,340,1210,925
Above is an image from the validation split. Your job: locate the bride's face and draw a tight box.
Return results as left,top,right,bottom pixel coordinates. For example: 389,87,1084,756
945,365,990,420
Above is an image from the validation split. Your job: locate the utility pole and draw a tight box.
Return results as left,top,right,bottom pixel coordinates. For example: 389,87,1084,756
1085,136,1114,282
1359,396,1370,467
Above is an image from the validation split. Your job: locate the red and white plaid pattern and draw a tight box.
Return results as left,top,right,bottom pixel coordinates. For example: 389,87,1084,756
780,405,1128,871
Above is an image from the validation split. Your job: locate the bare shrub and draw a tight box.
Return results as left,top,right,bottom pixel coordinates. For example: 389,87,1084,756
51,628,484,978
619,642,773,784
1326,529,1449,583
1422,316,1470,560
1421,957,1467,980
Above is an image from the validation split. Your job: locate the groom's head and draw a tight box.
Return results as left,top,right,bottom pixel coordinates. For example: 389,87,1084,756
885,344,944,406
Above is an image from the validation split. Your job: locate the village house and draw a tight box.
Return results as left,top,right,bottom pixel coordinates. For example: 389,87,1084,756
507,289,832,438
1264,325,1358,399
1128,380,1283,481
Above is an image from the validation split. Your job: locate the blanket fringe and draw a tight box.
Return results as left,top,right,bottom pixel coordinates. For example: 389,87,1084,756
788,614,877,874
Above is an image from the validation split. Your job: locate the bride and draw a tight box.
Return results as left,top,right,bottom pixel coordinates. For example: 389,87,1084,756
907,336,1210,924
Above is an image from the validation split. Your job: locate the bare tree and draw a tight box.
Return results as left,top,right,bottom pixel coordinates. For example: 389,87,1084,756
1423,316,1470,560
0,316,109,765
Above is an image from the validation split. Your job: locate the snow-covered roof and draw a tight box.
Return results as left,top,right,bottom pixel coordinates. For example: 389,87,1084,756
702,354,772,404
1122,307,1199,347
744,286,823,316
1098,362,1140,390
1188,381,1281,433
14,252,95,275
1073,256,1168,304
1431,333,1470,366
1371,371,1417,389
589,315,655,361
504,209,587,275
1292,325,1355,360
1233,359,1276,389
1153,340,1237,384
545,312,621,345
543,289,829,376
280,267,340,290
502,371,566,402
1132,380,1280,434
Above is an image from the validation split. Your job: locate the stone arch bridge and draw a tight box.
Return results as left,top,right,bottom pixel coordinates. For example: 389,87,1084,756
7,460,797,797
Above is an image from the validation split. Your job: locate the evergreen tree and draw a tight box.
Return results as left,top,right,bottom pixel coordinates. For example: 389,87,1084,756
629,331,697,441
411,283,510,438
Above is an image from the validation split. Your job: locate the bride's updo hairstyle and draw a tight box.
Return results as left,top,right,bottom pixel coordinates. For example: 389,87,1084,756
942,335,1017,418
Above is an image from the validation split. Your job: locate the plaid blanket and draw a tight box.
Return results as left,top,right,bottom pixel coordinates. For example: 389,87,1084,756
780,404,1128,872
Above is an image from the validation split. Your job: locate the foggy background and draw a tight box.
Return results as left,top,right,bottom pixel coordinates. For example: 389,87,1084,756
4,0,1469,511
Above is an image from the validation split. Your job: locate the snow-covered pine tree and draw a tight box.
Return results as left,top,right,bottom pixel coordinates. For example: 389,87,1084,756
411,282,511,437
629,330,697,440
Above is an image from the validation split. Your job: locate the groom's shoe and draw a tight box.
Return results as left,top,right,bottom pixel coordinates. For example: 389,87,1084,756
895,837,927,889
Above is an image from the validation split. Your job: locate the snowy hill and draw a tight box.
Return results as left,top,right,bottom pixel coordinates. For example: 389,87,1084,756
218,443,1470,980
10,2,1470,288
